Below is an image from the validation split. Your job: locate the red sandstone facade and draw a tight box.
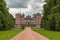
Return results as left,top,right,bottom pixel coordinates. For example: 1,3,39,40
15,13,41,28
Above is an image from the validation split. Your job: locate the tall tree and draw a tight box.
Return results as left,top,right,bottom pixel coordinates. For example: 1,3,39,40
41,0,60,31
0,0,14,30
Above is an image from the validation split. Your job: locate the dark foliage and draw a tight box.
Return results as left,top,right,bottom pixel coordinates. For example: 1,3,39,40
41,0,60,31
0,0,14,30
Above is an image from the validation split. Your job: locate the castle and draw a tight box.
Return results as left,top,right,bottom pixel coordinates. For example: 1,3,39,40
15,13,41,28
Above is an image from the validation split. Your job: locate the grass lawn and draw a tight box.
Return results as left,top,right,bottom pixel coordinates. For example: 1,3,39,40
0,28,23,40
32,27,60,40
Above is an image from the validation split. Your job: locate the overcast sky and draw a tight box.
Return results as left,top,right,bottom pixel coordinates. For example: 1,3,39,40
5,0,45,17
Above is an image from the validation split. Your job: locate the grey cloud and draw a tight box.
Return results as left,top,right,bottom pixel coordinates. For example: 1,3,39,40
35,0,44,3
8,2,28,8
5,0,44,17
6,0,30,8
6,0,44,8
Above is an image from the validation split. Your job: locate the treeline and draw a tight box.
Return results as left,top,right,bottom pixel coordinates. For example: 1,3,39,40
0,0,14,30
41,0,60,31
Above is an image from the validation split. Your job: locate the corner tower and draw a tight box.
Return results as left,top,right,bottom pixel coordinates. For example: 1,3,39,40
35,13,41,28
15,13,21,28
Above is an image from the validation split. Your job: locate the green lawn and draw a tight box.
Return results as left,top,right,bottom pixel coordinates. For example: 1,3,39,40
32,28,60,40
0,28,23,40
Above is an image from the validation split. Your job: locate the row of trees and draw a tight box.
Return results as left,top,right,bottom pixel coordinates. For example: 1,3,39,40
0,0,14,30
41,0,60,31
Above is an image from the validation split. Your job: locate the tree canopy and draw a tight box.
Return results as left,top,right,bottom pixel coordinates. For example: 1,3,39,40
41,0,60,31
0,0,14,30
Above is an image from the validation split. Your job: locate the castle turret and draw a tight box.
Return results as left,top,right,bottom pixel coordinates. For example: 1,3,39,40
33,14,36,18
15,13,21,28
22,13,25,18
35,13,41,28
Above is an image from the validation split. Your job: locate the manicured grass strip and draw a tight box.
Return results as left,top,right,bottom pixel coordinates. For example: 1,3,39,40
0,29,22,40
32,28,60,40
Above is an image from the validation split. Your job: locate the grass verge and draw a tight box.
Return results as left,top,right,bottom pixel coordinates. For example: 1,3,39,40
0,28,23,40
32,27,60,40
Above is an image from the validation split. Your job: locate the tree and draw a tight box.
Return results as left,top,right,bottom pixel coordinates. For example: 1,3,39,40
0,0,14,30
41,0,60,31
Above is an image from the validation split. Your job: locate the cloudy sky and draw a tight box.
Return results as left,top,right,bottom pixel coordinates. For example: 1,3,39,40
5,0,45,17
